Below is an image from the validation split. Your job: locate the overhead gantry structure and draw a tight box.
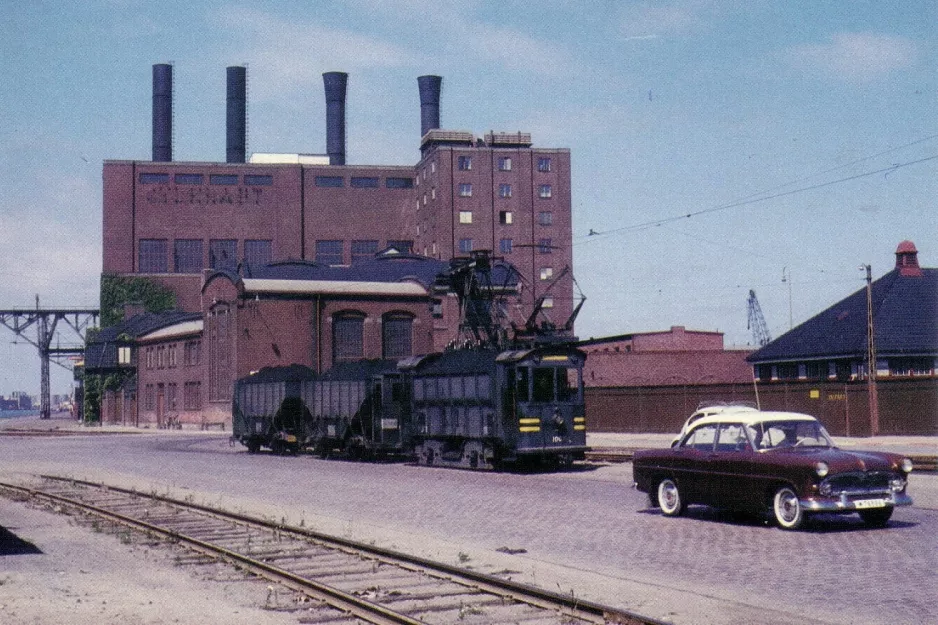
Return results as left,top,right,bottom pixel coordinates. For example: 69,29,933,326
0,297,99,419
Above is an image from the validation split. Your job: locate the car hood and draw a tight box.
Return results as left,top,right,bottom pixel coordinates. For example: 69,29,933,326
769,447,906,473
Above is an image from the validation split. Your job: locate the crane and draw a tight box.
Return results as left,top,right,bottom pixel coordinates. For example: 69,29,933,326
747,289,771,347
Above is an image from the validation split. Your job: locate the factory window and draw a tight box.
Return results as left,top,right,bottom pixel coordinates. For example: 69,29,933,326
431,161,436,173
459,183,473,197
538,238,553,254
499,210,513,225
144,385,154,411
351,176,379,188
540,267,553,280
207,305,232,402
386,177,414,189
184,340,201,366
184,382,201,410
387,240,413,254
382,313,414,359
459,211,473,224
333,312,365,362
244,175,273,186
459,238,473,253
139,239,168,273
210,174,239,185
315,175,344,188
539,184,553,199
139,173,169,184
500,238,513,254
315,240,344,265
209,239,237,270
499,183,512,198
244,240,272,267
498,157,512,171
167,383,177,411
118,346,132,365
431,187,436,200
351,240,379,264
457,155,472,170
538,211,553,226
174,173,203,185
542,296,554,309
173,239,203,273
537,157,552,172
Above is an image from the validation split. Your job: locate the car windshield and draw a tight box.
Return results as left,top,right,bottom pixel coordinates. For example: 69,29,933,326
748,420,834,450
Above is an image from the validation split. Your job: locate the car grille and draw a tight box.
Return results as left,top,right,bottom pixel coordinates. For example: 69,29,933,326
821,471,894,496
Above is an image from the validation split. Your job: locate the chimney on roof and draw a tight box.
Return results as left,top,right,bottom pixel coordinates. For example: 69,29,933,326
323,72,348,166
895,240,923,277
417,75,442,138
226,66,247,163
152,64,173,162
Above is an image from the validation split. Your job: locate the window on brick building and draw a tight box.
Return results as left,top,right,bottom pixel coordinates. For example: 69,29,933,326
538,211,553,226
139,239,168,273
350,176,379,188
499,211,513,225
209,239,237,270
457,155,472,170
333,312,365,362
244,240,272,267
459,238,473,253
538,238,553,254
386,177,414,189
537,157,552,172
540,267,553,280
184,381,202,410
387,240,413,254
210,174,238,185
174,173,203,185
539,184,552,199
459,211,473,224
500,238,513,254
315,240,343,265
208,305,232,402
499,183,512,198
351,240,379,264
244,175,273,186
174,239,203,273
315,176,343,187
139,173,169,184
459,183,472,197
382,313,414,359
498,157,512,171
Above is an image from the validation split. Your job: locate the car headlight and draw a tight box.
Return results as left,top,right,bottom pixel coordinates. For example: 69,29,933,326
890,477,907,492
901,458,913,473
815,461,829,478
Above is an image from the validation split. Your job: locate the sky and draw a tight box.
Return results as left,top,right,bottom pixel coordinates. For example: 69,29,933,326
0,0,935,398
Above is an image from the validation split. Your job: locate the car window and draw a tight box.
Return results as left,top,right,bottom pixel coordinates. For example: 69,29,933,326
716,423,749,452
754,420,833,449
682,423,717,451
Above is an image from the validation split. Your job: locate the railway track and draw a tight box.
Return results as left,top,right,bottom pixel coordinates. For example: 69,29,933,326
0,476,663,625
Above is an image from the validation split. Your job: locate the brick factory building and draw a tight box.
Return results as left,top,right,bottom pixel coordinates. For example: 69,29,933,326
93,65,571,427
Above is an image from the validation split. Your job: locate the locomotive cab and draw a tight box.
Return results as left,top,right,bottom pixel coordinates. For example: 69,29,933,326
499,347,587,465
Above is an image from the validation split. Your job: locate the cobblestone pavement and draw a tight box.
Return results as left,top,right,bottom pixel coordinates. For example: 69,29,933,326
1,416,936,625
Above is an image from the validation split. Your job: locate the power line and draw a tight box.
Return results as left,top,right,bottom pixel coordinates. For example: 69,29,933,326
577,152,938,245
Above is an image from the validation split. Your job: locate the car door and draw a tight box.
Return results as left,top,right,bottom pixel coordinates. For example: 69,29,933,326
709,422,755,510
674,423,718,504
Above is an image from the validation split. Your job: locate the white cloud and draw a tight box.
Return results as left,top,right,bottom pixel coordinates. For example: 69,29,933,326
782,32,918,83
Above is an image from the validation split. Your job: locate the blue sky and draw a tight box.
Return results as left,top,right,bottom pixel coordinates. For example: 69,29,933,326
0,1,935,397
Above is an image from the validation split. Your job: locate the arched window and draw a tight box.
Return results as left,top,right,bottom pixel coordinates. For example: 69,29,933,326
207,304,232,401
382,313,414,359
333,312,365,362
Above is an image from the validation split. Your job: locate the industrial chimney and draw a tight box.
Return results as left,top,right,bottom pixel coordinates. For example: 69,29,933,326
152,63,173,162
323,72,348,166
226,66,247,163
417,75,442,138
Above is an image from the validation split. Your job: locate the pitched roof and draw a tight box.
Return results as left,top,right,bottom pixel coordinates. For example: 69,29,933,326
748,268,938,363
85,311,202,371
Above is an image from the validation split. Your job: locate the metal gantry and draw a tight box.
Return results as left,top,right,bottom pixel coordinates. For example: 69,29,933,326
0,297,99,418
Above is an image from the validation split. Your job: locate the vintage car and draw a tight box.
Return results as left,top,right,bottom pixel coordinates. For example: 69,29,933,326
633,411,913,530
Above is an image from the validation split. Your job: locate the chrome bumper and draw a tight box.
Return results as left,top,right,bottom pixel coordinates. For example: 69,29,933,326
801,492,913,512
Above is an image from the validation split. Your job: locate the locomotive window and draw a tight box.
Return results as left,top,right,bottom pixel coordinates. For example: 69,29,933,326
463,376,477,399
557,368,579,401
413,379,424,401
477,375,491,399
450,376,464,399
391,382,404,402
516,368,530,402
533,368,555,402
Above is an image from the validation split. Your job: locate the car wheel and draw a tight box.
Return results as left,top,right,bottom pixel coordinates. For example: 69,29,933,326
658,479,686,516
859,507,893,528
773,486,804,530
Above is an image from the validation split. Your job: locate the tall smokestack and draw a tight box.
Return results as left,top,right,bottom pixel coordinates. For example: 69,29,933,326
152,63,173,162
417,75,442,138
226,66,247,163
323,71,348,166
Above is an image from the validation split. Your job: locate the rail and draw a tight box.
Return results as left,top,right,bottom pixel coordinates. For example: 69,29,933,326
0,476,666,625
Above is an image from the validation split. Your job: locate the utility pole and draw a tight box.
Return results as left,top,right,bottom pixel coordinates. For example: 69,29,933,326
781,267,793,329
861,264,880,436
